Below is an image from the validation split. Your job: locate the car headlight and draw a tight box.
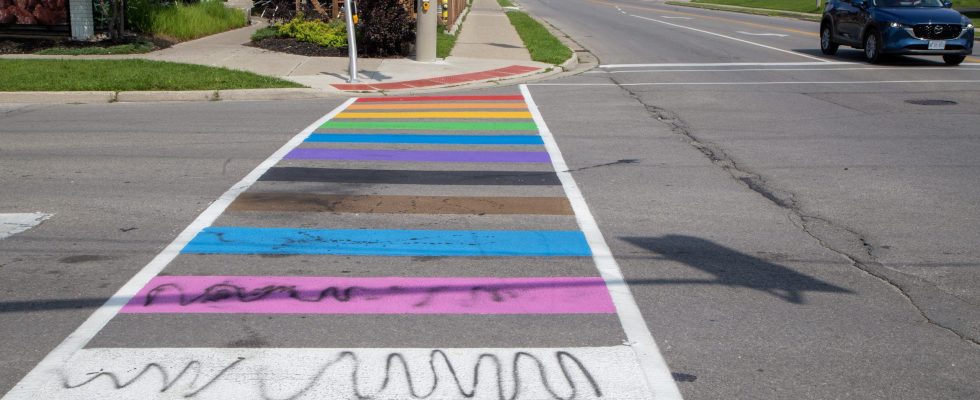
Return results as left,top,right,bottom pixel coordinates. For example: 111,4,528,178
968,23,975,30
889,22,907,28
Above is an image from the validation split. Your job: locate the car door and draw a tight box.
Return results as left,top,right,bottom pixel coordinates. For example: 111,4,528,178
835,0,862,44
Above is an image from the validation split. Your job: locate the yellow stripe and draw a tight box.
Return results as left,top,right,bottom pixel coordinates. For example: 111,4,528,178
335,111,534,119
347,103,529,110
966,56,980,64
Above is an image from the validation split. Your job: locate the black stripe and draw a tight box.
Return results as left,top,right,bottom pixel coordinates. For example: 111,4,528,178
259,167,562,186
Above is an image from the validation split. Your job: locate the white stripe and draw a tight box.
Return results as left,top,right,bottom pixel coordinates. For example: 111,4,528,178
632,14,829,62
520,85,683,400
0,213,51,240
0,98,359,400
530,79,980,86
32,347,652,399
736,31,789,37
661,16,693,19
600,61,850,68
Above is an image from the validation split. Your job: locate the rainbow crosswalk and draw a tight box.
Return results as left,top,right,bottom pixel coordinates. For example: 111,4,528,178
4,93,679,400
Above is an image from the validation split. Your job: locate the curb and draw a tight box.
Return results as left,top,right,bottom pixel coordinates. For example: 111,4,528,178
506,6,578,72
0,88,346,104
0,91,115,103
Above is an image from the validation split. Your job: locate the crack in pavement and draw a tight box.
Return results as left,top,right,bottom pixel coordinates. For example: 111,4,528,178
602,73,980,347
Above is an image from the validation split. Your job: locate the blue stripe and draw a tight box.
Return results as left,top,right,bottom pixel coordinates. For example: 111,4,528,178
182,227,591,256
307,134,544,145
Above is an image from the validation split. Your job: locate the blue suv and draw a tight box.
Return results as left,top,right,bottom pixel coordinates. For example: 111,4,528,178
821,0,975,65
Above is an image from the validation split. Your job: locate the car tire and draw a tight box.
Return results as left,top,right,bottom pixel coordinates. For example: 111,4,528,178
943,55,966,65
864,29,883,64
821,24,839,55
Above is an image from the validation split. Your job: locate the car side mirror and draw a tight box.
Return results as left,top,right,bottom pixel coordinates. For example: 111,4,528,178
943,1,953,8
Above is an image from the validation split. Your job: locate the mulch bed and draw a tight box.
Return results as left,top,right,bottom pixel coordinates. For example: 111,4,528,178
0,38,59,54
0,36,171,55
250,37,349,57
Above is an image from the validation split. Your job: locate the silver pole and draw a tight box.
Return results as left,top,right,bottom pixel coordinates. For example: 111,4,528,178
344,0,359,83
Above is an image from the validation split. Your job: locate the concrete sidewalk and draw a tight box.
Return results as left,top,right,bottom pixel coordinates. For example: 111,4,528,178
0,4,564,100
449,0,531,61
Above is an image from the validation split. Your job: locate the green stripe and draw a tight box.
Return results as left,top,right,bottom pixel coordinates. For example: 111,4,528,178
319,121,539,131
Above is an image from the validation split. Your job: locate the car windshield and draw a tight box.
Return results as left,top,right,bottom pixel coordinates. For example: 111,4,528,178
873,0,945,7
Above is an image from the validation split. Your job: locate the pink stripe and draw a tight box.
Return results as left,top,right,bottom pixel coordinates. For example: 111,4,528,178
121,276,615,314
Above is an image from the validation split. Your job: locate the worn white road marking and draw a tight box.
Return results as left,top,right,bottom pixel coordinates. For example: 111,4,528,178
0,213,51,240
33,347,653,399
530,79,980,86
521,85,684,400
736,31,789,37
661,15,692,19
599,61,852,68
628,14,830,62
0,98,358,400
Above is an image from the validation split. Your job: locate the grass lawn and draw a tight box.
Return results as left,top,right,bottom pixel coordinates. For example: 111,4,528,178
437,29,459,58
35,41,157,56
0,59,304,91
505,11,572,65
497,0,515,7
692,0,824,13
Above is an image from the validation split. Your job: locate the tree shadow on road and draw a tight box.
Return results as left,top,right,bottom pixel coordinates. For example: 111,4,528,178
621,235,851,304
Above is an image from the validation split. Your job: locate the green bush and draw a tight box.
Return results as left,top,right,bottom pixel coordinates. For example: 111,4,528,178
127,0,247,41
251,26,283,41
357,0,415,57
278,17,347,48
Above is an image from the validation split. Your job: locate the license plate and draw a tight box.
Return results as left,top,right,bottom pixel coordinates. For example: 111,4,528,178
928,40,946,50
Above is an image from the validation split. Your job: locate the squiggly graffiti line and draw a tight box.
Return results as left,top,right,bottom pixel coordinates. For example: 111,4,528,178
62,350,602,399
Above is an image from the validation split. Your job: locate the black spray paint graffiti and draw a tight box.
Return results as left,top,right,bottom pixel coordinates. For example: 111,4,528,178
62,350,602,399
143,283,520,308
61,357,245,396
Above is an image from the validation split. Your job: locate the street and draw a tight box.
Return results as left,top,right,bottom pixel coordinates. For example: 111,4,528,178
2,0,979,398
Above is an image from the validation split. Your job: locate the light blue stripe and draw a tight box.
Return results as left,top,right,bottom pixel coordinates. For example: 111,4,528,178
307,134,544,145
182,227,591,256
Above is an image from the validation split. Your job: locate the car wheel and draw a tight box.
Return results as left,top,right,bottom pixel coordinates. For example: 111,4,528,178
821,24,839,55
864,29,883,64
943,55,966,66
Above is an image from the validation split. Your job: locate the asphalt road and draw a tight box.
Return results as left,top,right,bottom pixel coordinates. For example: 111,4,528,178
1,1,979,399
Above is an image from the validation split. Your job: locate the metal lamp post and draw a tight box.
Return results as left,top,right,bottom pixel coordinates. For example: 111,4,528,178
344,0,359,83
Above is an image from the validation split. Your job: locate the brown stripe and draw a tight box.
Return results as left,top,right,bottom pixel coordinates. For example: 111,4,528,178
228,193,574,215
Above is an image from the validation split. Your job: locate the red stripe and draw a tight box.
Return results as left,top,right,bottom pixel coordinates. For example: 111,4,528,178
356,95,526,102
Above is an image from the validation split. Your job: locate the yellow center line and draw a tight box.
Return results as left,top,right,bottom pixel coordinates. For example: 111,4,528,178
335,111,534,119
347,103,530,110
586,0,820,37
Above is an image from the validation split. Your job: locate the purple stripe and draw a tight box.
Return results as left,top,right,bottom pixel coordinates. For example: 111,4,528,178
120,276,616,314
285,148,551,163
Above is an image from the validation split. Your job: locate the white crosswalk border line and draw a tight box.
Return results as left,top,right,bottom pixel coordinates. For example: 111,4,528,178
41,347,651,399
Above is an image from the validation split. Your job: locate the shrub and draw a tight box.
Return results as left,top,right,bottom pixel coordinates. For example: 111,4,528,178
357,0,414,57
278,17,347,48
251,26,283,41
151,1,247,41
127,0,247,41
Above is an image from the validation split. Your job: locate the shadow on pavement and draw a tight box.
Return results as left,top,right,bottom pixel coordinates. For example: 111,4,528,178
621,235,852,304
